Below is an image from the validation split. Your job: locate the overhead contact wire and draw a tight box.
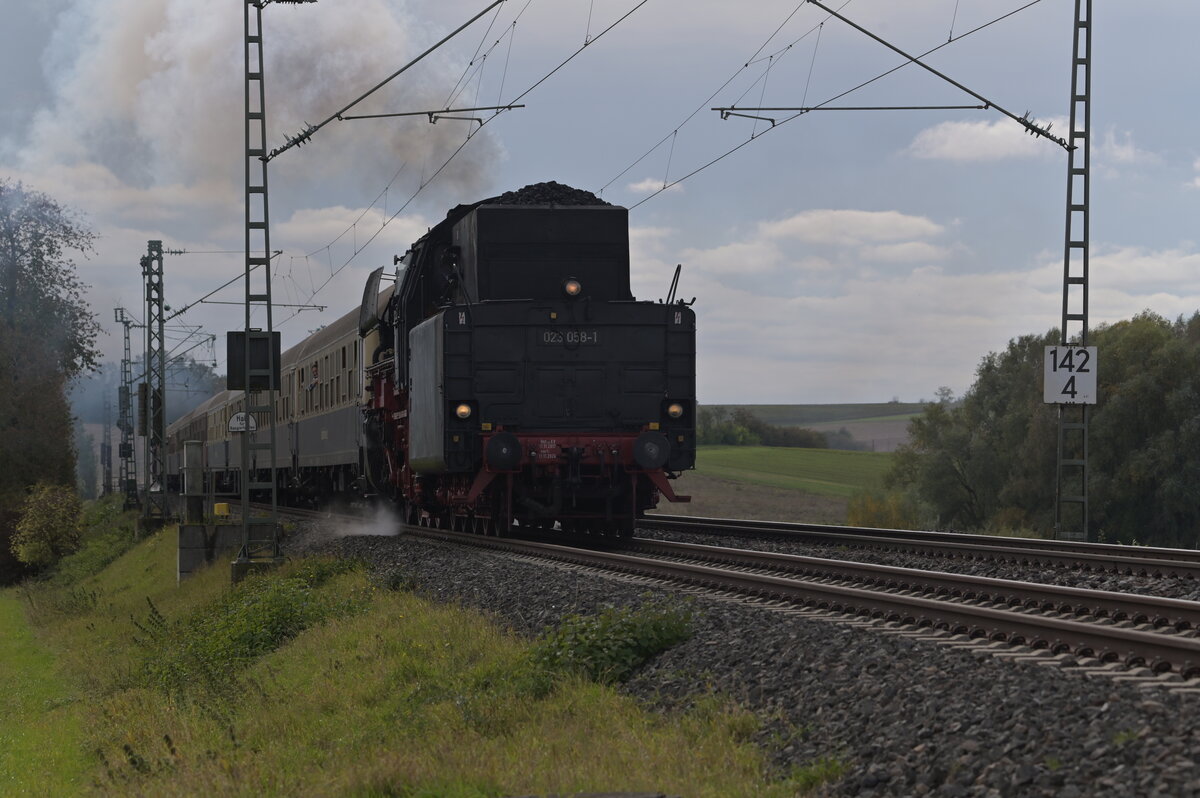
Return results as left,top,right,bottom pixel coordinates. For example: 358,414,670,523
497,22,516,107
663,129,677,189
752,55,773,136
631,0,1043,209
801,22,823,107
602,0,852,195
277,0,649,328
748,1,807,64
443,1,508,107
505,0,649,106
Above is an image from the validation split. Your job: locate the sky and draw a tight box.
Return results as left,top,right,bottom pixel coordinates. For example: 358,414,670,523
3,0,1199,405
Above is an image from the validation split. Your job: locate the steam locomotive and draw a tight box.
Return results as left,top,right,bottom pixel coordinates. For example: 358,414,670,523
166,182,696,536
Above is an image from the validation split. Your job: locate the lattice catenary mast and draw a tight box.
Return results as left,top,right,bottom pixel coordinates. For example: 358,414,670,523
231,0,294,578
1054,0,1092,542
101,395,113,496
114,307,139,510
141,240,169,527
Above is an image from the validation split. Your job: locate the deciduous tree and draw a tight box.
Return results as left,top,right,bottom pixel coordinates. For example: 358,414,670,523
886,312,1200,546
0,179,99,582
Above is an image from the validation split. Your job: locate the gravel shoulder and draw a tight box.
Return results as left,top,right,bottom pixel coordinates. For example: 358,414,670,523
290,524,1200,797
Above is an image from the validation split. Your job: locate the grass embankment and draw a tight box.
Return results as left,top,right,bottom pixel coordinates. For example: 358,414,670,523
0,593,89,794
2,497,841,796
695,445,892,499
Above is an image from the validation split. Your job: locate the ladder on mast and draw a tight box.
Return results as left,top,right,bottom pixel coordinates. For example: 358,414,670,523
236,0,282,571
1055,0,1092,542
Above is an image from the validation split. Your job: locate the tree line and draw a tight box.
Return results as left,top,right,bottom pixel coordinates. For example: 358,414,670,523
873,311,1200,548
1,179,100,582
697,406,863,450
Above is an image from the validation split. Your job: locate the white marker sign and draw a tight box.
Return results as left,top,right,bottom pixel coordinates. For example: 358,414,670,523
1043,346,1097,404
228,411,258,433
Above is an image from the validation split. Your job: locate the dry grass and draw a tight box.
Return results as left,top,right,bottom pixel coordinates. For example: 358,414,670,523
0,592,89,795
86,578,820,798
657,471,849,524
6,512,843,797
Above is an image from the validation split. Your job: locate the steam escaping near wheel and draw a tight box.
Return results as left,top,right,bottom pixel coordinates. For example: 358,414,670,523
323,504,402,544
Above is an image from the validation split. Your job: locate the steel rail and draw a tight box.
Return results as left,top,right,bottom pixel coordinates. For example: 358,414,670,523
406,526,1200,678
641,515,1200,578
627,538,1200,632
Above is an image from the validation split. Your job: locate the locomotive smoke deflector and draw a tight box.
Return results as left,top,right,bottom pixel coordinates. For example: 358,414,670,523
358,265,385,334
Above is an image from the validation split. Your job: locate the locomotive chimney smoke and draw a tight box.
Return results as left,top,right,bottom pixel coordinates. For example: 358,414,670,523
17,0,499,207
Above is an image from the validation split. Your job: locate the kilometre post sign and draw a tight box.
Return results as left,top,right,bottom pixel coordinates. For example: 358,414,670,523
1044,346,1097,404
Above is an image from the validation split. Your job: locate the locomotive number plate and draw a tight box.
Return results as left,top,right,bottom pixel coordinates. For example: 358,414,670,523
539,329,600,346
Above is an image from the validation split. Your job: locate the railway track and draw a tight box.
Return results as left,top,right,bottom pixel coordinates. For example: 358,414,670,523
641,514,1200,579
247,500,1200,678
405,524,1200,679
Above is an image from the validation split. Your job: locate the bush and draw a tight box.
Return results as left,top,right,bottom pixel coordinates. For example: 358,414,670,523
46,496,139,586
10,483,82,569
135,557,366,705
532,600,692,683
846,489,927,529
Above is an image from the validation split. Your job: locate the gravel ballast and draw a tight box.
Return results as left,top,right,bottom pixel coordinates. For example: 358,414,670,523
293,526,1200,797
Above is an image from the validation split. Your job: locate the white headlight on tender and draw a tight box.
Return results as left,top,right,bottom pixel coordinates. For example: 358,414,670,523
563,278,582,297
455,403,472,419
667,402,684,419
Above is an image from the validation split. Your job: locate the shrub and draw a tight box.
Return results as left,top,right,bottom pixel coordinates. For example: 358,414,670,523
10,483,82,568
46,497,139,586
845,489,926,529
532,600,692,683
135,557,366,705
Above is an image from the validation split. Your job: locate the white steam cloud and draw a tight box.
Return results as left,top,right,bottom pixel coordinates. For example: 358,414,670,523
18,0,502,211
330,502,403,540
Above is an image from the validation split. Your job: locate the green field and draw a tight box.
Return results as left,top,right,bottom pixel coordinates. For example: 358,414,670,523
706,403,927,426
695,445,892,498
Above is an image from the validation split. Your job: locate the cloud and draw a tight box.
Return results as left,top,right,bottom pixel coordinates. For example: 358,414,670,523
759,209,943,246
679,240,784,275
8,0,511,364
906,117,1065,162
16,0,502,211
859,241,951,263
273,207,429,255
1097,128,1160,166
643,211,1200,403
627,177,683,194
